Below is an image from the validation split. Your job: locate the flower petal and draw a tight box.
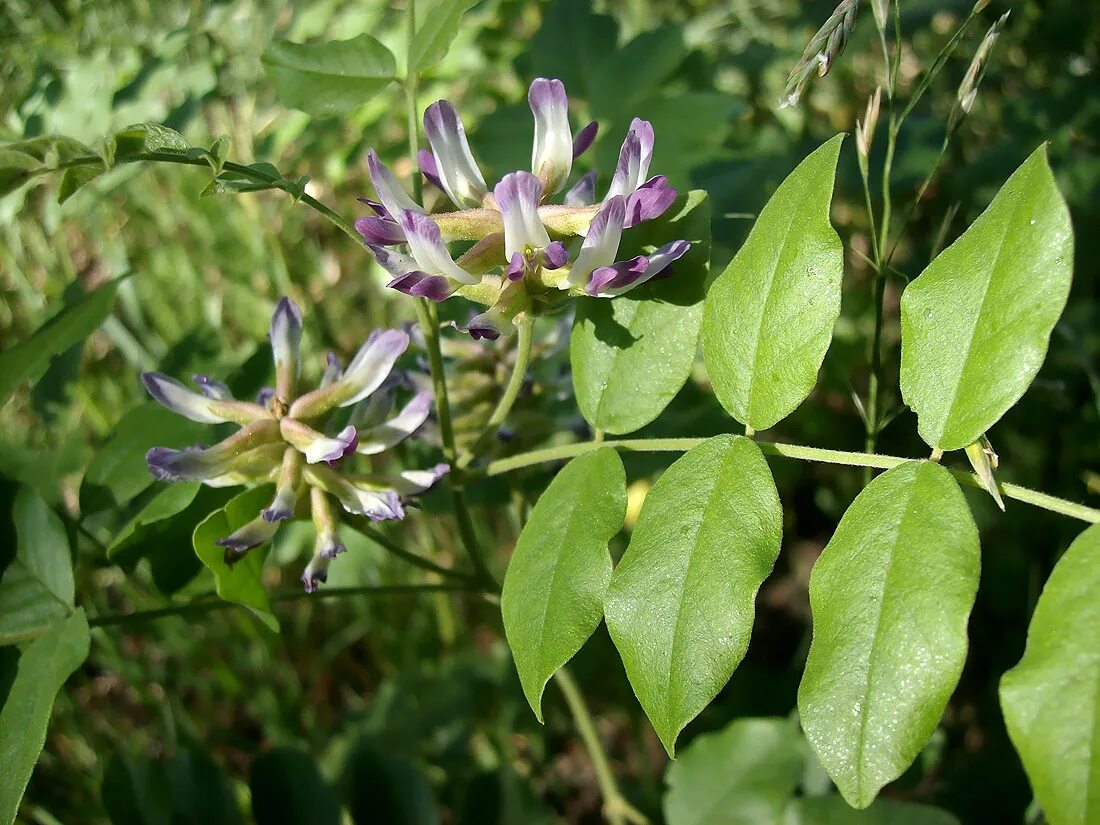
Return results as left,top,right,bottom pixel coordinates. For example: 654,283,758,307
270,297,303,399
543,240,569,270
145,420,281,483
367,149,423,219
388,271,460,302
585,255,650,297
623,175,677,228
418,148,444,191
310,487,345,558
355,215,405,245
281,418,359,464
192,375,232,401
369,243,418,278
262,447,303,522
592,240,690,297
391,462,450,495
495,171,552,263
304,465,405,521
572,121,598,160
401,210,479,284
606,118,654,199
424,100,488,208
218,515,279,565
504,251,526,281
529,78,573,195
301,554,330,592
565,195,626,289
143,372,266,425
289,329,409,417
357,391,433,455
563,172,597,207
320,352,342,389
454,304,509,341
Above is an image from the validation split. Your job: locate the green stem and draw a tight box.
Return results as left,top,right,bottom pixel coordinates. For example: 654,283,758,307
554,668,649,825
88,583,477,628
348,517,474,582
885,134,950,266
897,4,982,127
457,313,534,470
483,438,1100,524
414,298,498,589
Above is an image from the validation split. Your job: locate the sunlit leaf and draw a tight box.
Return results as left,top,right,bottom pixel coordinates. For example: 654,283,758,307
0,487,74,645
702,135,844,431
571,190,710,435
502,448,626,721
1000,523,1100,825
408,0,480,73
262,35,397,116
0,609,89,825
788,796,961,825
114,122,191,160
664,717,804,825
605,435,782,755
798,461,979,808
900,144,1074,451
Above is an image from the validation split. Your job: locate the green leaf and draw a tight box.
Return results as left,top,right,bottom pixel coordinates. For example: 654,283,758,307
80,402,207,514
262,34,397,116
663,717,804,825
702,135,845,431
899,144,1074,451
605,435,782,755
344,737,439,825
0,149,42,197
0,609,89,825
58,160,107,203
108,483,202,562
0,278,121,405
1000,523,1100,825
0,487,74,645
408,0,480,73
571,190,710,435
788,796,961,825
192,486,278,633
798,461,980,809
114,123,191,160
251,747,341,825
502,448,627,721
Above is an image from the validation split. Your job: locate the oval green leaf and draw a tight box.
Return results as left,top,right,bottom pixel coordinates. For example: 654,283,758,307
798,461,979,809
262,34,397,116
0,609,89,825
571,190,710,435
193,486,278,632
899,144,1074,451
605,435,782,755
702,135,844,431
789,796,961,825
502,448,626,721
0,486,74,645
1000,523,1100,825
664,717,804,825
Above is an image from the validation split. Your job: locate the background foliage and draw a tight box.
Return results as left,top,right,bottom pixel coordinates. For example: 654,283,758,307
1,0,1098,822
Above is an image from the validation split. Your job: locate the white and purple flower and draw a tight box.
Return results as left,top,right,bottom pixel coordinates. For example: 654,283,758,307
142,298,447,591
358,77,690,339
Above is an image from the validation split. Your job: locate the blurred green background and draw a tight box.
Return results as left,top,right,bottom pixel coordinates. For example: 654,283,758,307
1,0,1098,822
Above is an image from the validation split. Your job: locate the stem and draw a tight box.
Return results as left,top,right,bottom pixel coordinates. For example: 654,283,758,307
897,4,982,127
483,438,1100,524
554,668,649,825
88,582,476,628
404,0,423,203
348,517,474,581
414,298,498,589
457,313,534,469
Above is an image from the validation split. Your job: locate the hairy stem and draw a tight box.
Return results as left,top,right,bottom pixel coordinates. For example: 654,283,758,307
483,438,1100,524
554,668,649,825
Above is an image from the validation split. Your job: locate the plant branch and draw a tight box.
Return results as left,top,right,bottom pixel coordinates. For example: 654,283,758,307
483,438,1100,524
554,668,649,825
88,582,477,629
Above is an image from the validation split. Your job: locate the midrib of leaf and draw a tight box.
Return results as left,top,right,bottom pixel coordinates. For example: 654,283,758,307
593,299,642,424
931,190,1022,446
660,444,732,733
743,177,807,423
850,471,922,801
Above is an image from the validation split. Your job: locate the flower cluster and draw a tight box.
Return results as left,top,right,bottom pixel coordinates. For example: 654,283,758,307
357,77,690,340
142,298,445,592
